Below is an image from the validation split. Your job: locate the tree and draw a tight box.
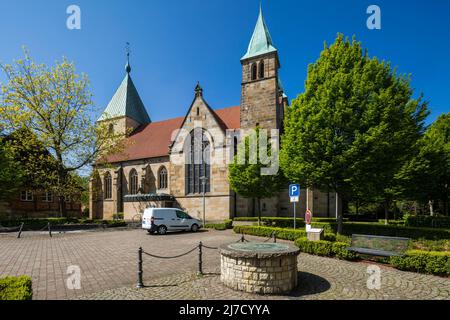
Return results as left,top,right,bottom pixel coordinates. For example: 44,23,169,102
280,34,428,233
229,128,285,225
0,50,125,216
396,113,450,215
0,132,24,201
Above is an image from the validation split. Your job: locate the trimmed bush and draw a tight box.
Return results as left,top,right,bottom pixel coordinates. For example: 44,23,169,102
404,215,450,229
294,238,359,261
234,225,307,241
0,218,126,230
311,222,450,240
233,217,259,222
390,250,450,276
205,219,233,231
233,225,336,242
0,276,33,300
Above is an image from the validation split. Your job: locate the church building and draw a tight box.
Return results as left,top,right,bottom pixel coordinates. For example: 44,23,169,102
89,6,341,222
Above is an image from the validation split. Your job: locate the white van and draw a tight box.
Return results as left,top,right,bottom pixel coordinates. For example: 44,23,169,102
142,208,202,235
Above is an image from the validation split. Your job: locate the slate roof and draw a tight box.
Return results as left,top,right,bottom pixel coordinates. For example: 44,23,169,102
103,106,240,163
241,5,277,61
98,70,151,124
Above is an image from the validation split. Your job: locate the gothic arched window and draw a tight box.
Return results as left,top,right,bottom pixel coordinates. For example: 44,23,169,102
104,172,112,200
185,129,210,194
259,60,265,79
251,63,257,80
129,169,139,195
159,166,168,189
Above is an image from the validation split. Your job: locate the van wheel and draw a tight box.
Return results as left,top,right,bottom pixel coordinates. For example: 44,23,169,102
191,224,199,232
157,225,167,235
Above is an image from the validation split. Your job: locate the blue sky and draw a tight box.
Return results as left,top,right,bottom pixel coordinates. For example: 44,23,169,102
0,0,449,124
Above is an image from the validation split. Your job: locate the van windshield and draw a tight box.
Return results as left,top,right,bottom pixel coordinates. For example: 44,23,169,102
176,211,192,219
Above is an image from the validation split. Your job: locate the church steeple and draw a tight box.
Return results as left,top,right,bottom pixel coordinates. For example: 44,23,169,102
241,4,277,61
240,4,284,131
98,44,151,132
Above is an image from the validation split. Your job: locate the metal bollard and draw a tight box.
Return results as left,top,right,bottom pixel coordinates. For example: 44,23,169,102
273,233,277,243
197,242,203,276
241,233,245,242
136,247,144,288
17,223,24,239
48,222,52,238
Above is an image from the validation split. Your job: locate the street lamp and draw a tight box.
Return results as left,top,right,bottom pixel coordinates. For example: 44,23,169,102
199,176,206,227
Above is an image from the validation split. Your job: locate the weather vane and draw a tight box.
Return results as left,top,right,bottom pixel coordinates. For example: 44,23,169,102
125,42,131,58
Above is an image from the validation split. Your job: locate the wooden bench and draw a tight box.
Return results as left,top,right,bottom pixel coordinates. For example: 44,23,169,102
347,234,410,257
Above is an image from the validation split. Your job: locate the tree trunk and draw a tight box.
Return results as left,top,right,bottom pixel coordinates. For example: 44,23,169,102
336,192,343,234
356,200,359,215
59,196,67,218
384,200,389,225
251,198,256,217
429,200,434,217
257,198,262,227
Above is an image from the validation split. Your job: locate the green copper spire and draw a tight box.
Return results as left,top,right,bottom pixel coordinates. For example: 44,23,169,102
241,4,277,61
98,47,151,124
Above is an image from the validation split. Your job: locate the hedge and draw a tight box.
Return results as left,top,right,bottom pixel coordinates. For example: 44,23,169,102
0,218,126,230
0,276,33,300
294,238,359,261
404,216,450,229
205,219,233,231
311,222,450,240
233,217,348,227
233,225,336,242
390,250,450,276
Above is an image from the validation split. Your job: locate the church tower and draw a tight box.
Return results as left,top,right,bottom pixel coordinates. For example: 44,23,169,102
240,5,287,132
97,48,151,136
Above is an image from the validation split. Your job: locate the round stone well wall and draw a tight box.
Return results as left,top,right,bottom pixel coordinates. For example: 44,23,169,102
220,243,300,295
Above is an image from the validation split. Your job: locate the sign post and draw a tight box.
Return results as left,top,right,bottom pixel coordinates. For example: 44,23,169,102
289,184,300,229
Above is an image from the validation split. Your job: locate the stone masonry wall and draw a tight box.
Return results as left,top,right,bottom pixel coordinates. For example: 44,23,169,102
220,254,298,295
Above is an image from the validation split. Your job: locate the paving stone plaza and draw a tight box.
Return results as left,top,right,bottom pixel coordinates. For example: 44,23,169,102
0,229,449,300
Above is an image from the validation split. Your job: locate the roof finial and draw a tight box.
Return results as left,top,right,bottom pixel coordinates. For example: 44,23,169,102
194,81,203,97
125,42,131,74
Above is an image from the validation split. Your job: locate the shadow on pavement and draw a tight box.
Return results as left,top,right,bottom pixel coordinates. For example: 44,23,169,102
288,271,331,297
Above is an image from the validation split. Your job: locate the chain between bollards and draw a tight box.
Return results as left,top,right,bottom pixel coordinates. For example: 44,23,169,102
197,242,203,276
136,247,144,288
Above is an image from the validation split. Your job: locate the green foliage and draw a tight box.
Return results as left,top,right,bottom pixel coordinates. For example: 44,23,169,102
0,276,33,300
390,250,450,276
228,128,286,222
0,218,126,229
404,215,450,229
410,239,449,252
112,213,124,220
0,49,126,216
233,225,336,242
0,136,24,201
234,225,307,241
280,34,428,231
205,219,233,230
294,238,359,261
396,113,450,214
311,222,450,240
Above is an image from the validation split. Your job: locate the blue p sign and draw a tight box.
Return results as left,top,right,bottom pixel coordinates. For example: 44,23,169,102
289,184,300,197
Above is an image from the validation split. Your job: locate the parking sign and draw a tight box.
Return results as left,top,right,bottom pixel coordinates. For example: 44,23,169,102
289,184,300,203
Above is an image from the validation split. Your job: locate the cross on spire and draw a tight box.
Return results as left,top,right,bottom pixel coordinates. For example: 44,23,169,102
125,42,131,73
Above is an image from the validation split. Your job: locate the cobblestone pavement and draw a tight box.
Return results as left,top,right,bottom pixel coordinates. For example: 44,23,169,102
1,229,449,300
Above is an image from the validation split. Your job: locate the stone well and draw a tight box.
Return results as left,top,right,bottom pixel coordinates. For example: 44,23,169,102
220,242,300,295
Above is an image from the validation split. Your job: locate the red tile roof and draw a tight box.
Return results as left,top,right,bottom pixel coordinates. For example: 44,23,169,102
104,106,240,163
